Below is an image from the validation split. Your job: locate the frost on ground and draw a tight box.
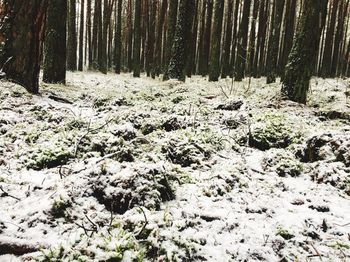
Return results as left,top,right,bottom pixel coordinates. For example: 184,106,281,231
0,72,349,261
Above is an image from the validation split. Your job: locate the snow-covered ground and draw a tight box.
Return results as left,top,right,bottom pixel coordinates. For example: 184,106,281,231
0,72,349,261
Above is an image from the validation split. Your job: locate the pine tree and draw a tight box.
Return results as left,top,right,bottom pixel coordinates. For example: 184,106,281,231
67,0,77,71
234,0,251,81
114,0,123,74
43,0,67,84
78,0,85,71
208,0,225,82
133,0,142,77
281,0,328,104
167,0,195,81
221,0,233,78
163,0,179,80
0,0,47,93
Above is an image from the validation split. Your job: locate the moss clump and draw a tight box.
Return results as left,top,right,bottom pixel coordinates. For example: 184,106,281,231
249,113,302,150
26,146,73,170
276,226,295,240
50,198,72,218
264,150,303,177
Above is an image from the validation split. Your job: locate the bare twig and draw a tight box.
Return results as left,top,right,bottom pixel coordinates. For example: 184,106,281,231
0,186,21,201
136,207,148,238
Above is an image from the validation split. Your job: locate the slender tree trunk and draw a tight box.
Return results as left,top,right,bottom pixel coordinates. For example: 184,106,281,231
152,0,167,78
133,0,142,77
163,0,179,80
229,0,240,77
114,0,123,74
320,0,339,77
1,0,47,93
199,0,213,76
281,0,328,104
186,0,199,78
331,0,345,76
78,0,85,71
208,0,224,82
266,0,284,84
234,0,251,81
247,0,259,77
146,0,156,76
87,0,92,69
167,0,195,81
279,0,297,78
43,0,67,84
127,0,133,71
221,0,233,78
67,0,77,71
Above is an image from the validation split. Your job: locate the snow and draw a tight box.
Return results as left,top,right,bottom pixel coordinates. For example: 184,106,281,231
0,73,349,261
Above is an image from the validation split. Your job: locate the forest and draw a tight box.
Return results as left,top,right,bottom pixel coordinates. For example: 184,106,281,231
0,0,349,261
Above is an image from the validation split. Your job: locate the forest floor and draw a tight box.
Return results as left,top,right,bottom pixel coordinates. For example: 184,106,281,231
0,72,350,262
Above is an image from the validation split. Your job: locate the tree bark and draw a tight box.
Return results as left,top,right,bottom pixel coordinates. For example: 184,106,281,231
67,0,77,71
281,0,328,104
43,0,66,84
208,0,225,82
114,0,123,74
133,0,142,77
1,0,47,93
167,0,195,81
78,0,85,71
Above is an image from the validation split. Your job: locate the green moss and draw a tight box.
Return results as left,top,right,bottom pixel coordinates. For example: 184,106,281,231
249,113,302,150
26,146,73,170
276,226,295,240
50,198,72,218
328,241,350,250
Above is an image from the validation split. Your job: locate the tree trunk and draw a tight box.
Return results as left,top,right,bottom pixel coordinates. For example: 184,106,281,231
67,0,77,71
133,0,142,77
163,0,179,80
78,0,85,71
320,0,339,77
167,0,195,81
43,0,66,84
87,0,92,69
234,0,251,81
266,0,284,84
208,0,224,82
199,0,213,76
1,0,47,93
281,0,328,104
114,0,123,74
247,0,259,77
221,0,233,79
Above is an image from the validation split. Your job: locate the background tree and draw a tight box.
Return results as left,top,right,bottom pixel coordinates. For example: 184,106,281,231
281,0,328,104
167,0,195,81
208,0,224,82
78,0,85,71
0,0,47,93
67,0,77,71
43,0,67,84
133,0,141,77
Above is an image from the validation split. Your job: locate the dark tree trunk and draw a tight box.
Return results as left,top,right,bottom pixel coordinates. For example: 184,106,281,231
199,0,213,76
1,0,47,93
146,0,156,77
266,0,284,84
229,0,240,77
163,0,179,80
133,0,142,77
197,0,207,76
114,0,122,74
67,0,77,71
78,0,85,71
92,0,101,68
281,0,328,104
167,0,195,81
234,0,251,81
43,0,66,84
320,0,339,77
152,0,167,78
256,0,269,77
87,0,92,69
208,0,224,82
279,0,297,78
127,0,133,71
221,0,233,78
186,0,199,78
247,0,259,77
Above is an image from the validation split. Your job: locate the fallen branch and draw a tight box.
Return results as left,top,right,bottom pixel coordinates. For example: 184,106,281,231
0,186,21,201
0,236,46,255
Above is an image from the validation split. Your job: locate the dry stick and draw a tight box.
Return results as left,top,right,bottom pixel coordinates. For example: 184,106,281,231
0,186,21,201
136,207,148,238
309,243,323,261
